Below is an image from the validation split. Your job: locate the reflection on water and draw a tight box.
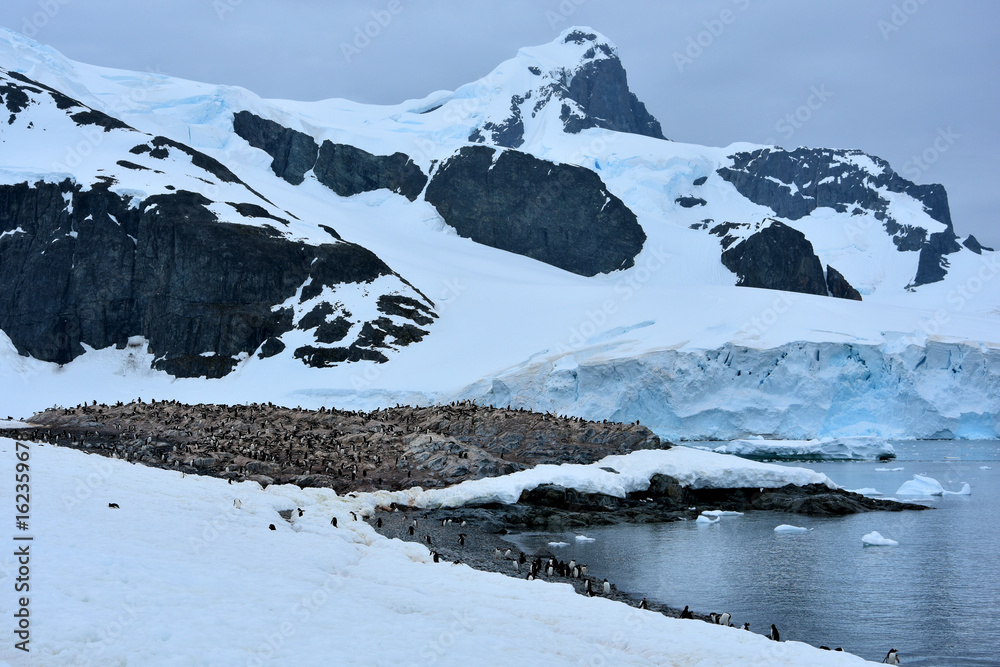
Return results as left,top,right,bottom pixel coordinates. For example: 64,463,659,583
507,441,1000,666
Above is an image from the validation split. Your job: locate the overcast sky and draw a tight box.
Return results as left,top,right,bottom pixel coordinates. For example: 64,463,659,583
2,0,997,246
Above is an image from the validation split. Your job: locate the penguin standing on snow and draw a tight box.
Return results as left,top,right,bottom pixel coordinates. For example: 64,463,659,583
638,598,648,610
718,612,731,627
742,622,750,631
769,624,780,642
883,648,900,664
680,606,693,619
602,579,611,595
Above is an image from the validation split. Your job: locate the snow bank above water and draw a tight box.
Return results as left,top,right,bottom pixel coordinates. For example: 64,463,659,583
708,436,895,461
0,438,873,666
361,447,837,511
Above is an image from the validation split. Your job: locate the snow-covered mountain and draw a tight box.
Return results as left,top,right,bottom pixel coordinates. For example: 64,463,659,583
1,26,997,439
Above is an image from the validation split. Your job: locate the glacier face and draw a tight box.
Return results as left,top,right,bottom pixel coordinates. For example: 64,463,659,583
464,340,1000,441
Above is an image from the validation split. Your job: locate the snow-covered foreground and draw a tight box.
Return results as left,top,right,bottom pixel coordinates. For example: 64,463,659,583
0,439,873,666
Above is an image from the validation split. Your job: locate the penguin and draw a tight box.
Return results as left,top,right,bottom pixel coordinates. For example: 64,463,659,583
331,517,338,527
518,552,526,564
233,499,241,509
425,534,432,545
376,517,382,528
297,508,304,517
769,624,780,642
503,548,512,559
494,548,502,561
709,613,719,624
432,552,441,563
527,573,535,581
680,606,693,619
882,649,900,665
584,580,593,596
638,598,648,610
108,503,120,509
269,524,276,531
408,525,415,536
511,560,519,572
718,612,731,627
742,622,750,631
580,565,587,576
603,579,611,595
350,512,358,521
458,533,466,546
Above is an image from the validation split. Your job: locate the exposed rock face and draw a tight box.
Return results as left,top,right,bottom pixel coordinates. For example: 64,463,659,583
719,220,829,296
425,145,645,276
232,110,427,200
557,31,664,140
826,265,862,301
0,180,432,377
963,234,993,254
232,110,317,184
717,147,961,286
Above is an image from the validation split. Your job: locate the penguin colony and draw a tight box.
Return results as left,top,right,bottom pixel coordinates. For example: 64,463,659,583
12,400,660,494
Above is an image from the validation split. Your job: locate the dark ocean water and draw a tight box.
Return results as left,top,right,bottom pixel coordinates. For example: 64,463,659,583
508,441,1000,666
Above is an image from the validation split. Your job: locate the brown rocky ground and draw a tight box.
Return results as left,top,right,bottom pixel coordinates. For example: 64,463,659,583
9,399,662,493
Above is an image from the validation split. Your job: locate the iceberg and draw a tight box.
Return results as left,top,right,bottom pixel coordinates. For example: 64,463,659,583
710,436,895,461
574,535,596,542
696,515,720,525
862,531,898,547
847,488,882,496
896,475,969,497
774,524,809,533
547,541,569,548
700,510,744,517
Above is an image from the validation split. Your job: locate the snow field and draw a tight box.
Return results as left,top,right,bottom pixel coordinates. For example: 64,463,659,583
0,439,876,666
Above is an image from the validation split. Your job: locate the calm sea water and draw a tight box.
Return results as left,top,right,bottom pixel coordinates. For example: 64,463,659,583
508,441,1000,666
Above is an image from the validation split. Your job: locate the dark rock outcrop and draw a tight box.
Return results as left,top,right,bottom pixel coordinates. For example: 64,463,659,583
232,110,318,185
717,147,962,286
963,234,993,254
558,35,665,140
826,265,862,301
425,145,645,276
232,110,427,200
0,180,430,377
719,220,828,296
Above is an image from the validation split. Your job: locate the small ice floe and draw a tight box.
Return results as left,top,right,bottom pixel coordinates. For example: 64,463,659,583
980,466,992,470
875,467,905,472
847,488,882,496
547,542,569,548
774,524,809,533
696,515,720,525
896,475,969,496
701,510,744,517
574,535,596,542
862,531,898,547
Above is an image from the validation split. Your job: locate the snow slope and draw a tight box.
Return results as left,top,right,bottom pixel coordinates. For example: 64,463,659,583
0,438,874,666
0,26,998,439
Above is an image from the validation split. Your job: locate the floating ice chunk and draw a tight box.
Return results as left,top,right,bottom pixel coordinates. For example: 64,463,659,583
896,475,968,496
713,436,895,461
876,467,904,472
701,510,744,517
774,524,809,533
847,488,882,496
574,535,596,542
896,474,945,496
696,515,720,525
980,466,992,470
547,541,569,547
862,531,898,547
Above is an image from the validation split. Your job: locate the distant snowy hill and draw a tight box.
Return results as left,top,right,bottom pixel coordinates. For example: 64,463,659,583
0,26,997,439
